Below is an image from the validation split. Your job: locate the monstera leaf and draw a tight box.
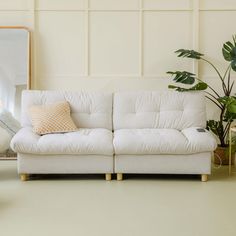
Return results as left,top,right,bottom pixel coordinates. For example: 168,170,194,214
231,60,236,72
218,96,236,121
224,109,236,122
222,35,236,71
175,49,204,59
166,71,196,84
167,71,207,91
207,120,224,137
168,81,207,92
218,96,236,112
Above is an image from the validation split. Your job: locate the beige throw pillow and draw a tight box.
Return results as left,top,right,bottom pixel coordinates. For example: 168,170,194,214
29,101,78,135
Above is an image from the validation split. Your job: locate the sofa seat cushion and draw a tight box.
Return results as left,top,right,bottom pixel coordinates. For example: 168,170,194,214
11,127,113,155
113,128,217,155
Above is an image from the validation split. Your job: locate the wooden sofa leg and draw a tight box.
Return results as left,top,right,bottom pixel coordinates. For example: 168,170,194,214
117,173,123,181
201,174,208,182
105,173,112,181
20,174,29,181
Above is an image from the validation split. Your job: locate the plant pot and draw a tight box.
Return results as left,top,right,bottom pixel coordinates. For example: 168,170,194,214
214,146,235,165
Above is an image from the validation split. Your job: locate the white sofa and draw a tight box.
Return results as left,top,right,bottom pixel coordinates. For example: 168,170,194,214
11,91,114,181
113,91,217,181
11,90,217,181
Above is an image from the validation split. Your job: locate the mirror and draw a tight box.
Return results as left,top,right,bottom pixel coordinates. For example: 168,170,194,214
0,27,30,158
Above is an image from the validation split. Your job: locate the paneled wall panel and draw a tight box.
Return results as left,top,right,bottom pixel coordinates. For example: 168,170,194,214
0,0,28,10
143,11,192,76
200,0,236,10
36,12,86,77
143,0,191,10
90,12,140,76
36,0,86,10
90,0,139,10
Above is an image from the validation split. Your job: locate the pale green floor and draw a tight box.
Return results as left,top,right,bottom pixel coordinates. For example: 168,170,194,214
0,160,236,236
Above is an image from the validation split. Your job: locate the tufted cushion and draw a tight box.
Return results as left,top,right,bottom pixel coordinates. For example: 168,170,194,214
21,90,112,130
113,91,206,130
11,127,113,155
29,101,78,135
113,128,217,155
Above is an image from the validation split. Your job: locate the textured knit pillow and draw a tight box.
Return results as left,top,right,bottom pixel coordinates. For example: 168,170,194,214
29,101,78,135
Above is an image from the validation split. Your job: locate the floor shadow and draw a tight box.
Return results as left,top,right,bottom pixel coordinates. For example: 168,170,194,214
30,173,107,181
29,173,200,181
120,173,200,181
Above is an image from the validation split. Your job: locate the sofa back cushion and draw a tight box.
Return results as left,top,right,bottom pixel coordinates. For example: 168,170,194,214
21,90,112,130
113,91,206,130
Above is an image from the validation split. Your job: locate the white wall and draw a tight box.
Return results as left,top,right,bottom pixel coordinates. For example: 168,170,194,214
0,0,236,118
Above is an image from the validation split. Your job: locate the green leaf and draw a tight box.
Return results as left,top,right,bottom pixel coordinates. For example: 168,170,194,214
223,110,236,122
231,60,236,72
217,96,233,104
218,95,236,104
222,37,236,67
190,82,208,90
175,49,204,59
168,82,207,92
228,104,236,113
218,96,236,114
207,120,224,137
167,71,196,84
168,85,179,89
168,85,187,92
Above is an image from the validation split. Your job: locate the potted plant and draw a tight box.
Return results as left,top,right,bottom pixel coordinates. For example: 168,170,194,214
167,35,236,165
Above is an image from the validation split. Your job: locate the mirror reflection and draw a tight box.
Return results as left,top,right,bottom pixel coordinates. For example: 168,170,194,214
0,28,30,158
